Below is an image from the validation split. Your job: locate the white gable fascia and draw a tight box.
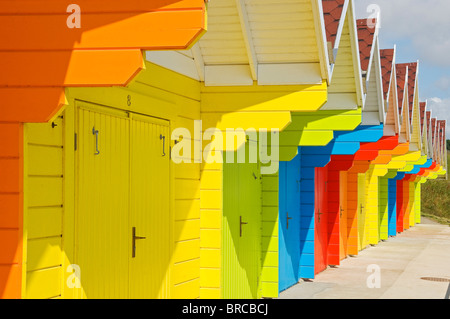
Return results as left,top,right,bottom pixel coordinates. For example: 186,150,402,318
311,0,331,83
413,61,422,152
363,33,385,125
332,0,350,56
347,0,364,108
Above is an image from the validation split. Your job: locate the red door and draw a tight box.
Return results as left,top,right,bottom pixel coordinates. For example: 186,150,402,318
396,180,404,233
339,171,348,260
315,167,328,275
403,181,410,230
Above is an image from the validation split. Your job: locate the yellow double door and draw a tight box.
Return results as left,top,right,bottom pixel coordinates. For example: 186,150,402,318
75,102,170,299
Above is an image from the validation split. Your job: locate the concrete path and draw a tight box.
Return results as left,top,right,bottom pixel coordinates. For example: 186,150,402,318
279,218,450,299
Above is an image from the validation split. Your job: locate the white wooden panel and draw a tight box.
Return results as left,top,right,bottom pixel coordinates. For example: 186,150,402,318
364,74,380,112
257,63,321,85
199,0,248,65
362,111,381,126
383,124,396,136
205,65,253,86
245,0,319,64
320,93,358,110
146,51,200,81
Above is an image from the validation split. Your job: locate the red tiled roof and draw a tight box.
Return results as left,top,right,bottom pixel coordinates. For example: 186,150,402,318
380,49,394,100
357,19,376,72
397,62,418,125
442,121,446,154
322,0,346,47
431,118,436,144
438,120,446,155
396,64,408,116
419,102,426,133
426,111,432,138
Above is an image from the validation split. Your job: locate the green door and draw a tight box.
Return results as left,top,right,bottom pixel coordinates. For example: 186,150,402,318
222,151,262,299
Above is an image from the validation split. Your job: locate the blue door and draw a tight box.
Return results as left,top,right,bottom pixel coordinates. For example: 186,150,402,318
279,154,301,292
387,179,397,236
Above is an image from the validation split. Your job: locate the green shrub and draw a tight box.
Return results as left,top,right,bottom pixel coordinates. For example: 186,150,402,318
421,179,450,220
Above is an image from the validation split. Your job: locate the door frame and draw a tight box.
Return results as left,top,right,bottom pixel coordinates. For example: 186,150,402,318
62,98,174,299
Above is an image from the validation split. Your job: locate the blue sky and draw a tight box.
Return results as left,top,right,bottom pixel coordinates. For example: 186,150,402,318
354,0,450,138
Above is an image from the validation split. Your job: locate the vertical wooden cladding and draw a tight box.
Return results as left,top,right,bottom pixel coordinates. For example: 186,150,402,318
298,159,316,279
414,183,421,224
396,180,404,233
222,152,261,299
130,116,171,299
76,105,174,299
278,156,301,293
365,166,379,245
387,178,397,236
402,181,411,231
261,173,278,298
378,177,389,241
314,167,328,275
346,172,359,255
76,106,131,299
357,173,367,251
0,123,23,298
408,182,416,227
23,117,64,299
326,168,340,266
298,148,331,279
339,171,348,260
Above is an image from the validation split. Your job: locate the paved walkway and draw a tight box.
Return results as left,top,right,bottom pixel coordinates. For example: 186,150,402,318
279,218,450,299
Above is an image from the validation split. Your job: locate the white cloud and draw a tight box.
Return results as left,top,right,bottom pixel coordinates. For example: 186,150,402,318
427,97,450,139
355,0,450,67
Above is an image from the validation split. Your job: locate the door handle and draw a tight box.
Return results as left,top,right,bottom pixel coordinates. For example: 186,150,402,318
287,212,293,230
360,204,364,214
132,227,146,258
160,134,166,157
240,216,248,237
92,127,100,155
318,208,322,223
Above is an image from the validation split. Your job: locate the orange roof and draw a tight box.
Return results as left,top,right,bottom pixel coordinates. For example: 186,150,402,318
322,0,346,47
357,19,376,72
396,64,408,115
380,49,394,100
0,0,207,122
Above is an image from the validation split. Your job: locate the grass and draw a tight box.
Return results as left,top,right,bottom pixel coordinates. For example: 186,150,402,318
421,150,450,225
